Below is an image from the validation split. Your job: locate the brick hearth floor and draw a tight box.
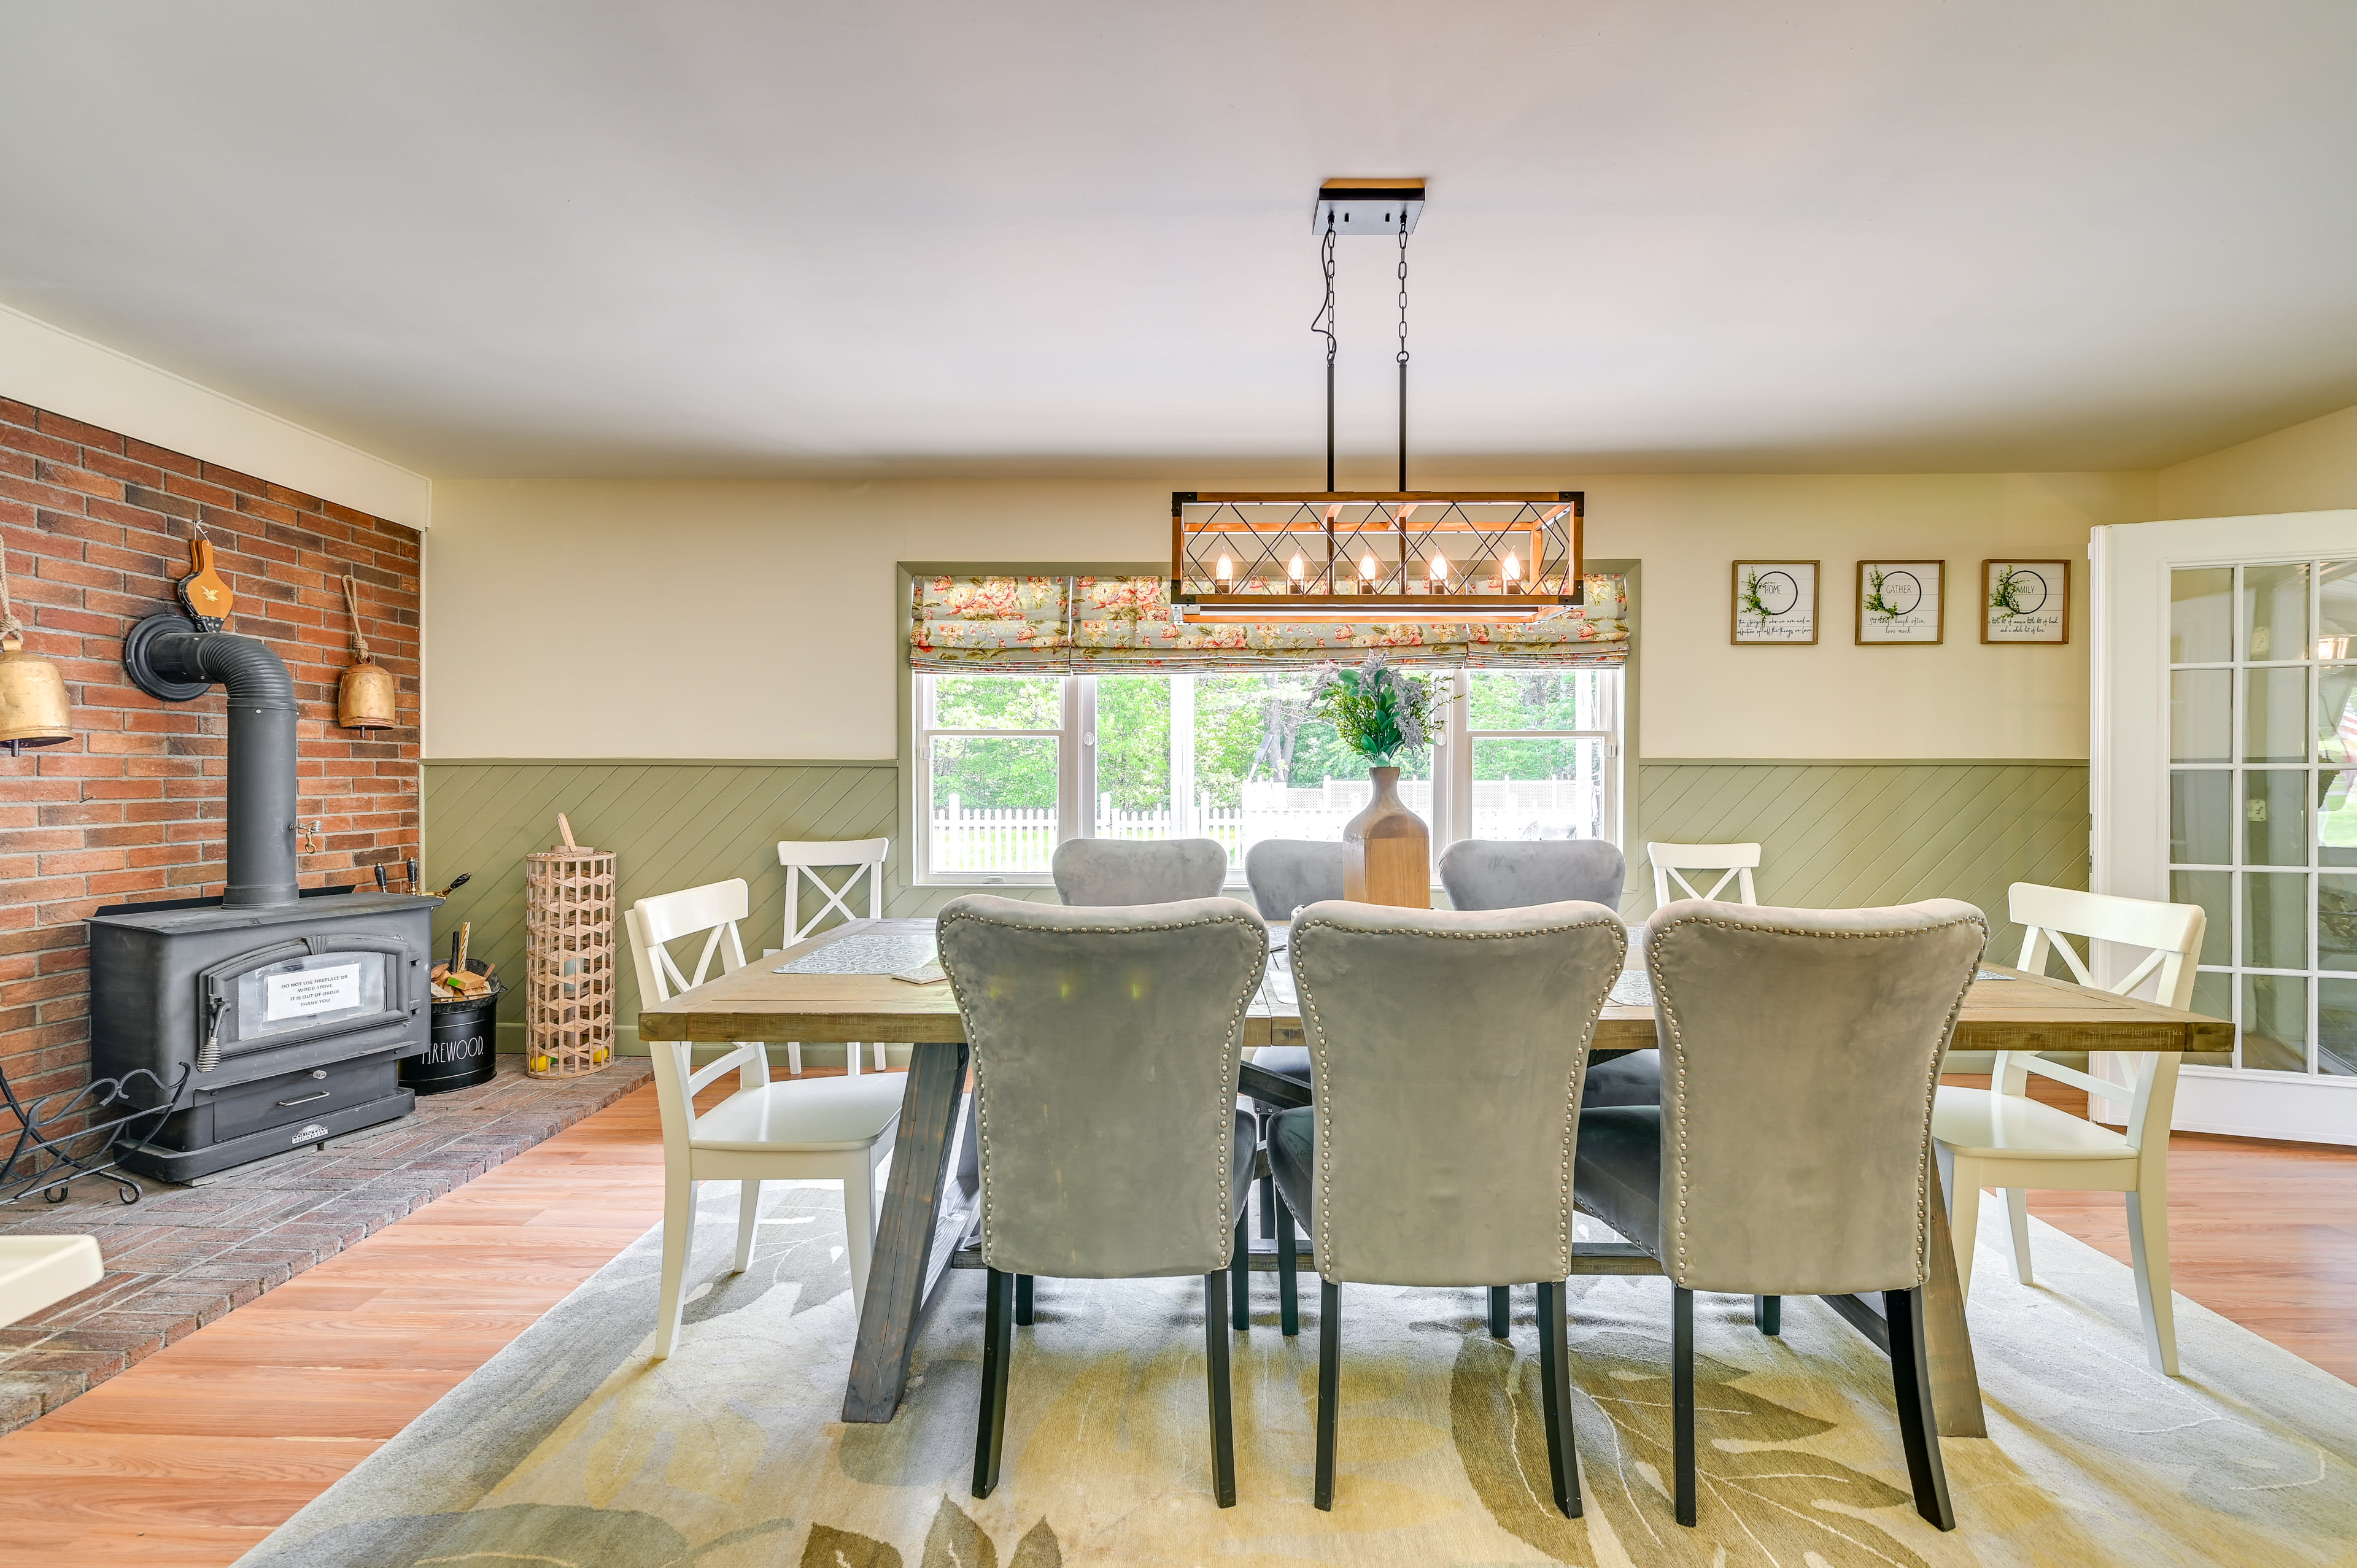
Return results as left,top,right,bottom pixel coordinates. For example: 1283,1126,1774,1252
0,1057,652,1434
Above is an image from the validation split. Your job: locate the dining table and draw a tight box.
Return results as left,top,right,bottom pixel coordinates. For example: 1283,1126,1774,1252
636,914,2235,1437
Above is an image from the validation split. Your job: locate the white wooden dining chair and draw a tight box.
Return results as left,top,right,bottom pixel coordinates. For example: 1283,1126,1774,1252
1930,881,2205,1375
628,878,905,1358
1647,841,1760,906
778,837,892,1075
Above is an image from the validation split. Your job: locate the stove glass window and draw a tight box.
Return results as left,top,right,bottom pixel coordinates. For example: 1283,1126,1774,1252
233,951,388,1042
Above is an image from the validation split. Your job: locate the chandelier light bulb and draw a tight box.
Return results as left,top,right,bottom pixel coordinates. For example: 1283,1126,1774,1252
1359,552,1378,580
1216,554,1234,585
1288,552,1309,593
1503,551,1520,581
1429,553,1449,588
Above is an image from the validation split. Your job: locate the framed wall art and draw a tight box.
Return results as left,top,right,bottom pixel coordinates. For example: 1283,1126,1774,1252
1982,558,2070,644
1855,560,1945,644
1731,561,1818,644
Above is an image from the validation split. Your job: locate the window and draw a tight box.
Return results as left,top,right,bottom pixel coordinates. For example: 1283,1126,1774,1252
1445,669,1622,846
916,667,1623,884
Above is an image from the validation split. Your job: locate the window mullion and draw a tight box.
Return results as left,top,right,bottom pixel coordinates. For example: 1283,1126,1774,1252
1171,673,1197,839
1444,669,1472,848
1064,674,1096,841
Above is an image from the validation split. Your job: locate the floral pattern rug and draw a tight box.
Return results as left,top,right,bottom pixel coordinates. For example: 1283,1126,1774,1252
238,1181,2357,1567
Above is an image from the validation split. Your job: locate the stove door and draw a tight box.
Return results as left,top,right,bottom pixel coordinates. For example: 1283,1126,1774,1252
199,934,420,1069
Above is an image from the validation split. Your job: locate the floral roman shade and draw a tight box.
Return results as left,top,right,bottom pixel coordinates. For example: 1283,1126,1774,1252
911,574,1628,671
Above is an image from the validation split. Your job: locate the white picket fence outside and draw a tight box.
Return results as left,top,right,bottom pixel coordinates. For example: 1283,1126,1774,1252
932,775,1603,877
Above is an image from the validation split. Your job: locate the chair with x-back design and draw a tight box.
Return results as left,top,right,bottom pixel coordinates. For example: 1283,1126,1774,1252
776,837,892,1075
1931,881,2204,1375
627,878,904,1357
1646,841,1761,908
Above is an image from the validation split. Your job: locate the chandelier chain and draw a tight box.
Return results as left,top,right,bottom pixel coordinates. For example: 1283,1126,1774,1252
1313,218,1336,365
1315,214,1337,491
1396,215,1411,365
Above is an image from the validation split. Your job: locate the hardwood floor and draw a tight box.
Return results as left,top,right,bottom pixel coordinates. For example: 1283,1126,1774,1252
0,1077,701,1566
0,1069,2349,1564
2030,1132,2357,1383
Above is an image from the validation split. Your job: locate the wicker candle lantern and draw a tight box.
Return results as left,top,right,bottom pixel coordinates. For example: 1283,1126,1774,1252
524,814,616,1078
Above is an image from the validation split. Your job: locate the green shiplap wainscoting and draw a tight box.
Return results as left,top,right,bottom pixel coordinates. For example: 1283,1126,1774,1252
1626,759,2091,963
422,760,984,1062
425,756,2086,1061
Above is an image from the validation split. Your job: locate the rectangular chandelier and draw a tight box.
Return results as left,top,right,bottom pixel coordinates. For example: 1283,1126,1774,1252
1170,491,1584,623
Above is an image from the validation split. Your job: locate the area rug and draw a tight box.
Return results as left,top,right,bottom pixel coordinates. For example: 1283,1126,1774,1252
236,1180,2357,1568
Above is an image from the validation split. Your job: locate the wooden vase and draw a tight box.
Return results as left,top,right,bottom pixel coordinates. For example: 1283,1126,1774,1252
1342,766,1431,908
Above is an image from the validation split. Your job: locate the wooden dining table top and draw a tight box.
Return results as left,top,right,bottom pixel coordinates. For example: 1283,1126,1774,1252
635,914,2237,1055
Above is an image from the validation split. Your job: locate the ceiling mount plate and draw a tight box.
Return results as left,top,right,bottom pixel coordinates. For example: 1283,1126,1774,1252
1312,178,1424,236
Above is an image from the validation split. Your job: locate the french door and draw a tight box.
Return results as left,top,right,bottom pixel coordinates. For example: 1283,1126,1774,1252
2093,511,2357,1144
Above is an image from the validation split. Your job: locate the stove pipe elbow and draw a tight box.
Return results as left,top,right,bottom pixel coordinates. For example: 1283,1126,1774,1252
124,614,302,909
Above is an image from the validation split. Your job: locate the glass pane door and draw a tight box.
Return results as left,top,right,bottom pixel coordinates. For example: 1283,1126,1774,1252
2169,559,2357,1075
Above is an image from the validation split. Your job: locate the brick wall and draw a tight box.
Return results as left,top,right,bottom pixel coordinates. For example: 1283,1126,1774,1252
0,398,421,1126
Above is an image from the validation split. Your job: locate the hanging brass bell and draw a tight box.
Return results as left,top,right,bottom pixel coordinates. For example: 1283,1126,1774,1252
0,631,74,757
338,659,398,728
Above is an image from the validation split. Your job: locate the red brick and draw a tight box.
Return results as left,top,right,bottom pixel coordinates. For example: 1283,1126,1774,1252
0,400,414,1130
75,450,165,490
85,869,168,897
197,461,268,495
33,411,126,453
122,438,201,477
34,555,122,592
31,460,122,503
0,476,92,516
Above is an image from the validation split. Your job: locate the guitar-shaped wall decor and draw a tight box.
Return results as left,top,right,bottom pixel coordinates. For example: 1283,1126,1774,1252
174,532,235,631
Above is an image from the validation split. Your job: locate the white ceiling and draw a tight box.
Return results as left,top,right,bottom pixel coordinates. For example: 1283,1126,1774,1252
2,1,2354,479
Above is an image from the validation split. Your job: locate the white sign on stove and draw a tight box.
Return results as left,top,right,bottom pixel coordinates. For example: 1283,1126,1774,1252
264,963,364,1021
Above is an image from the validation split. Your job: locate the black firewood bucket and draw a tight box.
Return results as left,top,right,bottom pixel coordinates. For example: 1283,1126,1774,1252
401,981,503,1095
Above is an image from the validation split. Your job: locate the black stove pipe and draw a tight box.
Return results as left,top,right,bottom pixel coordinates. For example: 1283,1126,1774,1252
133,625,301,909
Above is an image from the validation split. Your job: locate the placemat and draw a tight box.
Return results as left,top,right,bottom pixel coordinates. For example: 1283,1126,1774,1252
774,933,938,975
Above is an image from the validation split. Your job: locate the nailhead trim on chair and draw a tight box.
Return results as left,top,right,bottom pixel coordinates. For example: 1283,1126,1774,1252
1648,907,1986,1288
1291,911,1628,1283
937,903,1268,1271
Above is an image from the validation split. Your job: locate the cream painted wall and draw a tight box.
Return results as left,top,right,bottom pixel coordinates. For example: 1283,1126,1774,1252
427,477,1153,759
1613,471,2147,759
430,468,2149,762
2156,401,2357,520
0,304,432,529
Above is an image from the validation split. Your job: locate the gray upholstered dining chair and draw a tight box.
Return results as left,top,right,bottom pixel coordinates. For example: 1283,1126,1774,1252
1574,898,1985,1532
1243,838,1346,921
1439,836,1655,1113
1266,899,1626,1514
935,893,1269,1509
1050,836,1228,905
1438,837,1626,911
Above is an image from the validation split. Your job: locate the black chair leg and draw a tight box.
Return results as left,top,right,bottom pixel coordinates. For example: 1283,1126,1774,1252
1672,1284,1696,1527
1535,1281,1584,1518
1314,1279,1341,1510
1259,1168,1277,1239
973,1267,1013,1499
1884,1286,1956,1531
1230,1218,1249,1329
1203,1270,1238,1507
1488,1284,1512,1340
1753,1294,1780,1336
1014,1273,1034,1326
1273,1185,1299,1336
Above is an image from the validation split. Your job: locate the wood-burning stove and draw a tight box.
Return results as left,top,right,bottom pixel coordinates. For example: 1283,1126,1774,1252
90,606,439,1183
